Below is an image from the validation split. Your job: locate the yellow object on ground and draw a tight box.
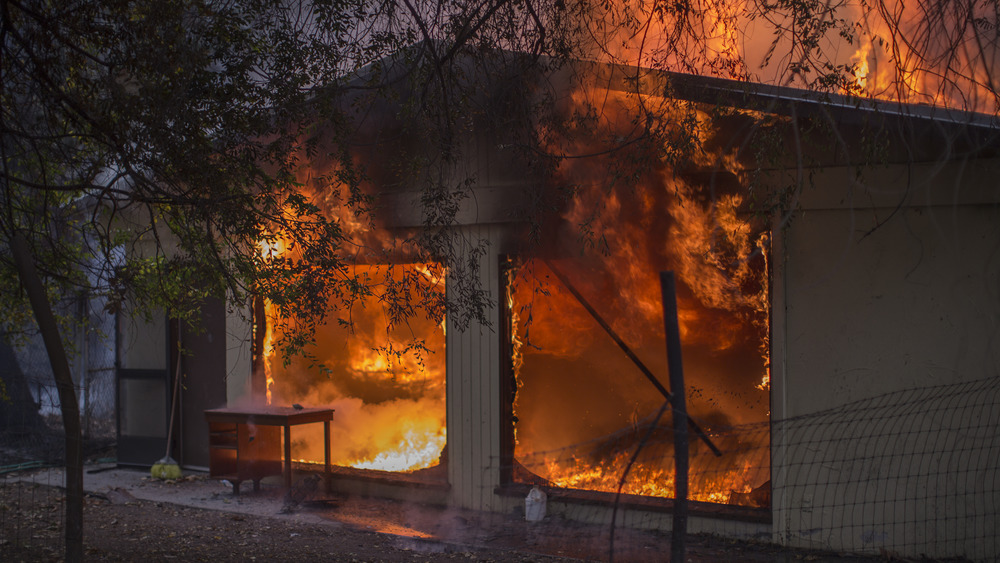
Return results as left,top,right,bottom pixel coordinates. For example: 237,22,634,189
151,457,182,480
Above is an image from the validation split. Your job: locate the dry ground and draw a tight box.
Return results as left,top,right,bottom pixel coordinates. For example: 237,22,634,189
0,469,879,562
1,479,566,562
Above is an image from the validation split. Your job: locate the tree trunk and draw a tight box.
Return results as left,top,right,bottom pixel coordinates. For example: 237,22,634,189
10,231,83,563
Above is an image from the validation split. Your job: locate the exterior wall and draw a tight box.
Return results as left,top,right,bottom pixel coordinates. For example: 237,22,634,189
770,158,1000,560
225,305,253,404
442,222,775,540
445,223,508,511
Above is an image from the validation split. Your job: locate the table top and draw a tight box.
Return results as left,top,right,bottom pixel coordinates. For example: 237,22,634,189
204,405,334,426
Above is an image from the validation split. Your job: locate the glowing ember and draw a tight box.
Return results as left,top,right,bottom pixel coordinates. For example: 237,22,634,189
537,446,764,505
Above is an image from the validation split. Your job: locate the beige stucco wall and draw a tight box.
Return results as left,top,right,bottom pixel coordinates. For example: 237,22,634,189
770,158,1000,560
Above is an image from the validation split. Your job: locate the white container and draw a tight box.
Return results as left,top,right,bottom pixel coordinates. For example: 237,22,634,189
525,486,547,522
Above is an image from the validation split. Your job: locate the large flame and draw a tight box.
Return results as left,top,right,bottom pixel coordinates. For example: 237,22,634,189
263,262,447,473
511,80,770,505
250,125,450,474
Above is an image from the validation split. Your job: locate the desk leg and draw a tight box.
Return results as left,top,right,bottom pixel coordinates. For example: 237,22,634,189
283,424,292,490
324,420,332,494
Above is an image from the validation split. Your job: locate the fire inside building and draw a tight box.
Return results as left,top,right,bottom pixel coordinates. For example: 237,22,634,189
115,52,1000,561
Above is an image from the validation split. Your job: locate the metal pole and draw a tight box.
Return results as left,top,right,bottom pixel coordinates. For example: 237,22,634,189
661,271,688,563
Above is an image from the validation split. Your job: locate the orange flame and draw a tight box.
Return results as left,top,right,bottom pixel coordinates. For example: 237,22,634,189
252,137,449,474
535,447,766,505
586,1,997,113
264,263,447,473
257,237,288,405
511,73,770,506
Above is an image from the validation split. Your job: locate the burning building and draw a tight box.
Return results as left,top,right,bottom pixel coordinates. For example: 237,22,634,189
116,50,1000,561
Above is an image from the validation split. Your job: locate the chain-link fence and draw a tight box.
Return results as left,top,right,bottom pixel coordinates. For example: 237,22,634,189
1,292,116,466
771,375,999,561
513,375,999,562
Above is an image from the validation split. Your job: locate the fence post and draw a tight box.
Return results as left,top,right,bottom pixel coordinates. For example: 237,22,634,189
660,271,688,562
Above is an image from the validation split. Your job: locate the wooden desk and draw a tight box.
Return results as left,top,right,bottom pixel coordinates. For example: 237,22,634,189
204,406,334,494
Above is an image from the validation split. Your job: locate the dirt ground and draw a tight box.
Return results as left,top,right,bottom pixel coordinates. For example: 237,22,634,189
0,465,878,562
2,480,570,562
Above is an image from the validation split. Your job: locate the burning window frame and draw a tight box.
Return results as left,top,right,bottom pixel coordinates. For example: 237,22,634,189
250,261,450,477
